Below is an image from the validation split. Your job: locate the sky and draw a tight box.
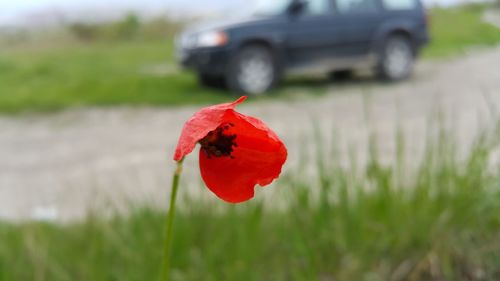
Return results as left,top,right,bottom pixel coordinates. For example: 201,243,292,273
0,0,244,26
0,0,477,27
0,0,240,15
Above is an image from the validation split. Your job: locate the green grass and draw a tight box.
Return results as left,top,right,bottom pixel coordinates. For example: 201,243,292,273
1,4,500,113
0,41,232,113
1,124,500,281
424,5,500,58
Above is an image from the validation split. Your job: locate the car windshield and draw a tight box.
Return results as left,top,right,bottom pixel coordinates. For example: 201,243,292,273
252,0,291,16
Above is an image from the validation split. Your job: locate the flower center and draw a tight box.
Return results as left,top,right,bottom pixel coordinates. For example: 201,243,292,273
199,123,237,159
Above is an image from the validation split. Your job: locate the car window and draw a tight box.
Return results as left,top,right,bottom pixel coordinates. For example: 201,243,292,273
303,0,331,15
252,0,290,16
382,0,416,10
336,0,378,13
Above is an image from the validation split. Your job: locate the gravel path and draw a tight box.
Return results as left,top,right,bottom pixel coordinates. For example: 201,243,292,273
1,47,500,221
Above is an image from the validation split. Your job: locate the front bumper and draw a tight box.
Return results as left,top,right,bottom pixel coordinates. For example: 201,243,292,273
177,47,231,75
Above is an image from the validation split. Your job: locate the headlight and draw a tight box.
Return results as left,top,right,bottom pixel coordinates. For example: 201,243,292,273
196,31,228,48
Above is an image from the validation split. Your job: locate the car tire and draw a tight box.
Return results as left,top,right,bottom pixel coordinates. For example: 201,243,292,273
198,73,226,89
328,69,354,81
376,34,414,81
226,45,278,95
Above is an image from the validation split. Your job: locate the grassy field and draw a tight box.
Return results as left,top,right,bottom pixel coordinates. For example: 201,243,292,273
424,5,500,57
0,42,230,113
1,124,500,280
1,5,500,114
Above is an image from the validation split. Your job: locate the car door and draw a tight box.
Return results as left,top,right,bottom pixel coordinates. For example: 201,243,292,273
331,0,385,58
284,0,338,69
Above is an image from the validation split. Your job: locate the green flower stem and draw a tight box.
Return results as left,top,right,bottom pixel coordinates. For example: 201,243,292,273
161,158,184,281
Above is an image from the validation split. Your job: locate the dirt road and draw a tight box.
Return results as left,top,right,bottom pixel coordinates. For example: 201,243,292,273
1,47,500,221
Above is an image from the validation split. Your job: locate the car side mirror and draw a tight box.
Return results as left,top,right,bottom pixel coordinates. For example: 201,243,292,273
287,0,307,15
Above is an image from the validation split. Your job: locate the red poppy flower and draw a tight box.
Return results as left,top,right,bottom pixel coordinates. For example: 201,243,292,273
174,96,287,203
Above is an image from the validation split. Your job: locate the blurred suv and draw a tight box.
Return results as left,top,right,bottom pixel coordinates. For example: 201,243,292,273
176,0,429,95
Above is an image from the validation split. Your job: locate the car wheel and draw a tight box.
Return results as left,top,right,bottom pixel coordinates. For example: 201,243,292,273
198,73,226,89
377,35,414,81
328,69,354,81
227,45,278,95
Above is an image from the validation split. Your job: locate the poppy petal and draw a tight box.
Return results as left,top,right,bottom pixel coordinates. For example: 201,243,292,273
173,96,247,161
198,110,287,203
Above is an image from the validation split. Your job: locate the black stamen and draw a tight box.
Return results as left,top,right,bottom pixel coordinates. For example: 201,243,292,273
199,123,238,159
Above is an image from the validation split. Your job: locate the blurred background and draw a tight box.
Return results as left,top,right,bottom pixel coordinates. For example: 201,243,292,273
1,0,500,280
